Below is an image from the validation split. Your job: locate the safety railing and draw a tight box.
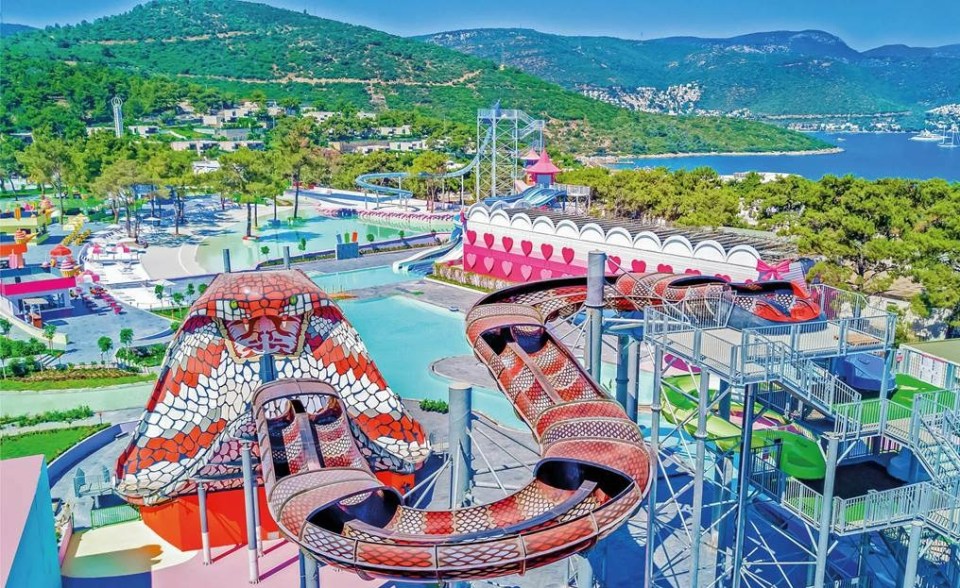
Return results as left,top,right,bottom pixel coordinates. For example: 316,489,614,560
781,478,825,526
883,390,960,484
833,483,931,534
926,484,960,540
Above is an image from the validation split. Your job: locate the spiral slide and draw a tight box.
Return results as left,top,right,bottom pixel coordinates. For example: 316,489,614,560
116,269,824,582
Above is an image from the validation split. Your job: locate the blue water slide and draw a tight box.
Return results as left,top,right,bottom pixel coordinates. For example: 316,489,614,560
354,124,494,201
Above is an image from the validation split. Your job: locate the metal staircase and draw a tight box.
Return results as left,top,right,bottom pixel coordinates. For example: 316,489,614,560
884,390,960,484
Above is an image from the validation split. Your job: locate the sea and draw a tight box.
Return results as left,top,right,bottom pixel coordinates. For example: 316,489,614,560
614,133,959,181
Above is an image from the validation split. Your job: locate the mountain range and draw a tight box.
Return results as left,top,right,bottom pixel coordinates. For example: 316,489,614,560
0,0,827,155
421,28,960,119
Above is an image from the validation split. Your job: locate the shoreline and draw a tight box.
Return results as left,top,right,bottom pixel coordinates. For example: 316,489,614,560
622,146,844,161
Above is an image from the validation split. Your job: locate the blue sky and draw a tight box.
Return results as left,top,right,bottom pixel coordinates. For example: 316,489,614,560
3,0,959,49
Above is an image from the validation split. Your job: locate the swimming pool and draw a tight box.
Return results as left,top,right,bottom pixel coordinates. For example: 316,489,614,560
195,207,402,272
339,295,526,429
308,266,417,293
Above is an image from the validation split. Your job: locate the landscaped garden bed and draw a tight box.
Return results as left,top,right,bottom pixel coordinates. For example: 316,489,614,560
0,368,156,391
0,424,109,462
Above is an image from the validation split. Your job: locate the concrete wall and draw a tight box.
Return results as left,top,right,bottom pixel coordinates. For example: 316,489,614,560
6,463,62,588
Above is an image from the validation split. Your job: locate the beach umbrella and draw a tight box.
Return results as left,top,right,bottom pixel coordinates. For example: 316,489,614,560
50,244,72,258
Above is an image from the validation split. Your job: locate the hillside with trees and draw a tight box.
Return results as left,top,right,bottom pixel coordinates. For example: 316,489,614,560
421,28,960,121
1,0,829,156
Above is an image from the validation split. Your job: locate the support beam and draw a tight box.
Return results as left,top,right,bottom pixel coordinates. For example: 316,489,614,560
448,383,474,508
689,369,711,587
644,345,664,588
300,550,319,588
198,481,211,565
813,435,840,588
283,245,291,269
615,334,630,407
626,340,639,421
731,383,757,588
585,251,606,379
222,249,232,273
902,519,923,588
241,442,260,584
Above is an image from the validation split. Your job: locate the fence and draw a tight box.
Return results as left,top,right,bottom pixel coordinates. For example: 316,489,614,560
90,504,141,528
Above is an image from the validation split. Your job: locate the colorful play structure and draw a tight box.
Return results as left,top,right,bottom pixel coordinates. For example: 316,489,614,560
112,249,960,587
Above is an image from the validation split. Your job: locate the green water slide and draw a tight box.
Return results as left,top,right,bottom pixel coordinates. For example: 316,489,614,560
661,375,826,480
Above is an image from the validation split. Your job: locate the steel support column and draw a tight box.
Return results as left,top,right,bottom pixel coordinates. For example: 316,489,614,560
449,383,474,508
585,251,606,379
902,519,923,588
626,340,639,421
615,335,630,407
300,550,319,588
241,442,260,583
283,246,291,269
731,383,757,588
222,249,232,273
644,345,664,587
690,369,711,587
813,435,840,588
198,481,212,565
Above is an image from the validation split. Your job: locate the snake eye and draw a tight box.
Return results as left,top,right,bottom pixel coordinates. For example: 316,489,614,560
289,295,298,304
229,300,239,310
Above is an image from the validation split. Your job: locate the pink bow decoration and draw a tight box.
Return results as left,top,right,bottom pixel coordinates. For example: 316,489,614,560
756,259,791,280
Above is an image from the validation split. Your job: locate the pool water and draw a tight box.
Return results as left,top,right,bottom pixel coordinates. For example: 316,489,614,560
339,295,526,429
196,207,402,272
308,266,417,293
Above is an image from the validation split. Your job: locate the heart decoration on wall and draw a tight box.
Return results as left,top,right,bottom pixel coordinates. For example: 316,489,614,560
483,257,494,272
541,243,554,261
715,274,732,282
501,261,514,276
657,263,673,273
562,247,576,265
684,268,702,275
466,230,477,245
521,240,533,256
483,233,495,248
465,253,477,269
607,255,621,274
520,265,533,281
631,260,646,273
502,236,514,253
540,268,553,280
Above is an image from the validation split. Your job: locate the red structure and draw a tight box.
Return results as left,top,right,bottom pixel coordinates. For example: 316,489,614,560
525,150,560,186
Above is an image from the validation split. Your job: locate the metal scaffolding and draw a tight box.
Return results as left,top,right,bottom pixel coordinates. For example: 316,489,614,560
634,281,960,587
475,106,544,199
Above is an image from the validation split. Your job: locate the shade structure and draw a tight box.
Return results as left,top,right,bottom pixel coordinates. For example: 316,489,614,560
49,244,73,258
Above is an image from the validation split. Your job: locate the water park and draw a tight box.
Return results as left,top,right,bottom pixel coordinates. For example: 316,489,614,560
1,105,958,588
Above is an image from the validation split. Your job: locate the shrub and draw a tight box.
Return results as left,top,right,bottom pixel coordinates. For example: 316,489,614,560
419,399,449,414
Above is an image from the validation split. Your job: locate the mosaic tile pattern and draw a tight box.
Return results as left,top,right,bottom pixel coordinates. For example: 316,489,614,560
115,270,429,505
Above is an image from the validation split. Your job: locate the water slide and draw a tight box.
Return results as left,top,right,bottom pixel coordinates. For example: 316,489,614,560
115,269,823,581
660,374,826,480
392,217,463,275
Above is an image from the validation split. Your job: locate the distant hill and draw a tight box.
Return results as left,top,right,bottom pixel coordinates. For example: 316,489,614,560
0,0,827,155
420,28,960,118
0,23,37,38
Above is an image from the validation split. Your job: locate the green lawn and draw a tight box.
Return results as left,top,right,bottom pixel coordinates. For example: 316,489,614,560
151,307,189,320
0,424,109,462
0,373,156,391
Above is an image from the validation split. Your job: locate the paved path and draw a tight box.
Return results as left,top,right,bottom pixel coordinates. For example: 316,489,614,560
296,249,415,273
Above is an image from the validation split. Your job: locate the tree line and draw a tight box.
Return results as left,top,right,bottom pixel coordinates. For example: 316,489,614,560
558,167,960,331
